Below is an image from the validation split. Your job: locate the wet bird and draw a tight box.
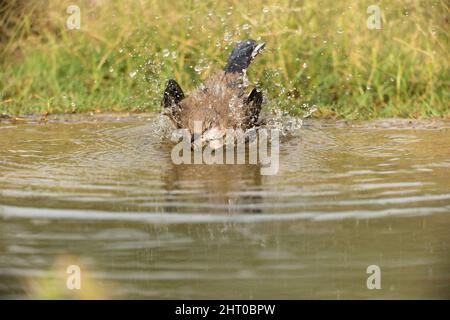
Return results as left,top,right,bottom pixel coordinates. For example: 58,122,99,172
162,39,266,146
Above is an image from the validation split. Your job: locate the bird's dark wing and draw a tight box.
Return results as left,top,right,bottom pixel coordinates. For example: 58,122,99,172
244,88,264,128
162,79,185,108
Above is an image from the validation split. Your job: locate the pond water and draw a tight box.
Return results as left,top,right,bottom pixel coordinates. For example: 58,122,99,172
0,115,449,299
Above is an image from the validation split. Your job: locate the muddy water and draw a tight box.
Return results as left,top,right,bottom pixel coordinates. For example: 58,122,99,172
0,115,449,299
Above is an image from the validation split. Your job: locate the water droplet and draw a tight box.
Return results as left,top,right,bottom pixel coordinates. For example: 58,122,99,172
223,31,232,41
431,26,437,36
194,65,203,73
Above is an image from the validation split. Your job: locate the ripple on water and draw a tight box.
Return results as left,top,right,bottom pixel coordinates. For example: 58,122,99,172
0,117,449,299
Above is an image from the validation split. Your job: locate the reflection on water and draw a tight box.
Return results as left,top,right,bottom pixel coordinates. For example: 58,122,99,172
0,116,449,299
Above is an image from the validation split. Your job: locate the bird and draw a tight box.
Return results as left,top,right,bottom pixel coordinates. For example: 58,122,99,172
161,39,266,147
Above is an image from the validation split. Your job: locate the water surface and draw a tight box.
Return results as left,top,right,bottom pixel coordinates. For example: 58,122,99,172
0,116,449,299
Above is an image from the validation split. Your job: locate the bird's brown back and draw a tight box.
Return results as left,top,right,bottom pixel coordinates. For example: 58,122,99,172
176,71,250,134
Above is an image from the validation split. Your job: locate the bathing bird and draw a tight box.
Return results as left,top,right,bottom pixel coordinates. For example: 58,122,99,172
162,39,266,146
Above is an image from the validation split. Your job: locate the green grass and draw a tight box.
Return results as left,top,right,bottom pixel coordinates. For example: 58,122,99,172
0,0,449,119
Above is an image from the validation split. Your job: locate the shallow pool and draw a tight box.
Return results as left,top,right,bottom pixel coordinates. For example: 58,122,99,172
0,115,449,299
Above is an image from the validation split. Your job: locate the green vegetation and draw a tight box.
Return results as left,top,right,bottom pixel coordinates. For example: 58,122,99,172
0,0,448,118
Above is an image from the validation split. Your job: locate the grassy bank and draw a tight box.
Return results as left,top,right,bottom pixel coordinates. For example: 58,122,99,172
0,0,449,119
